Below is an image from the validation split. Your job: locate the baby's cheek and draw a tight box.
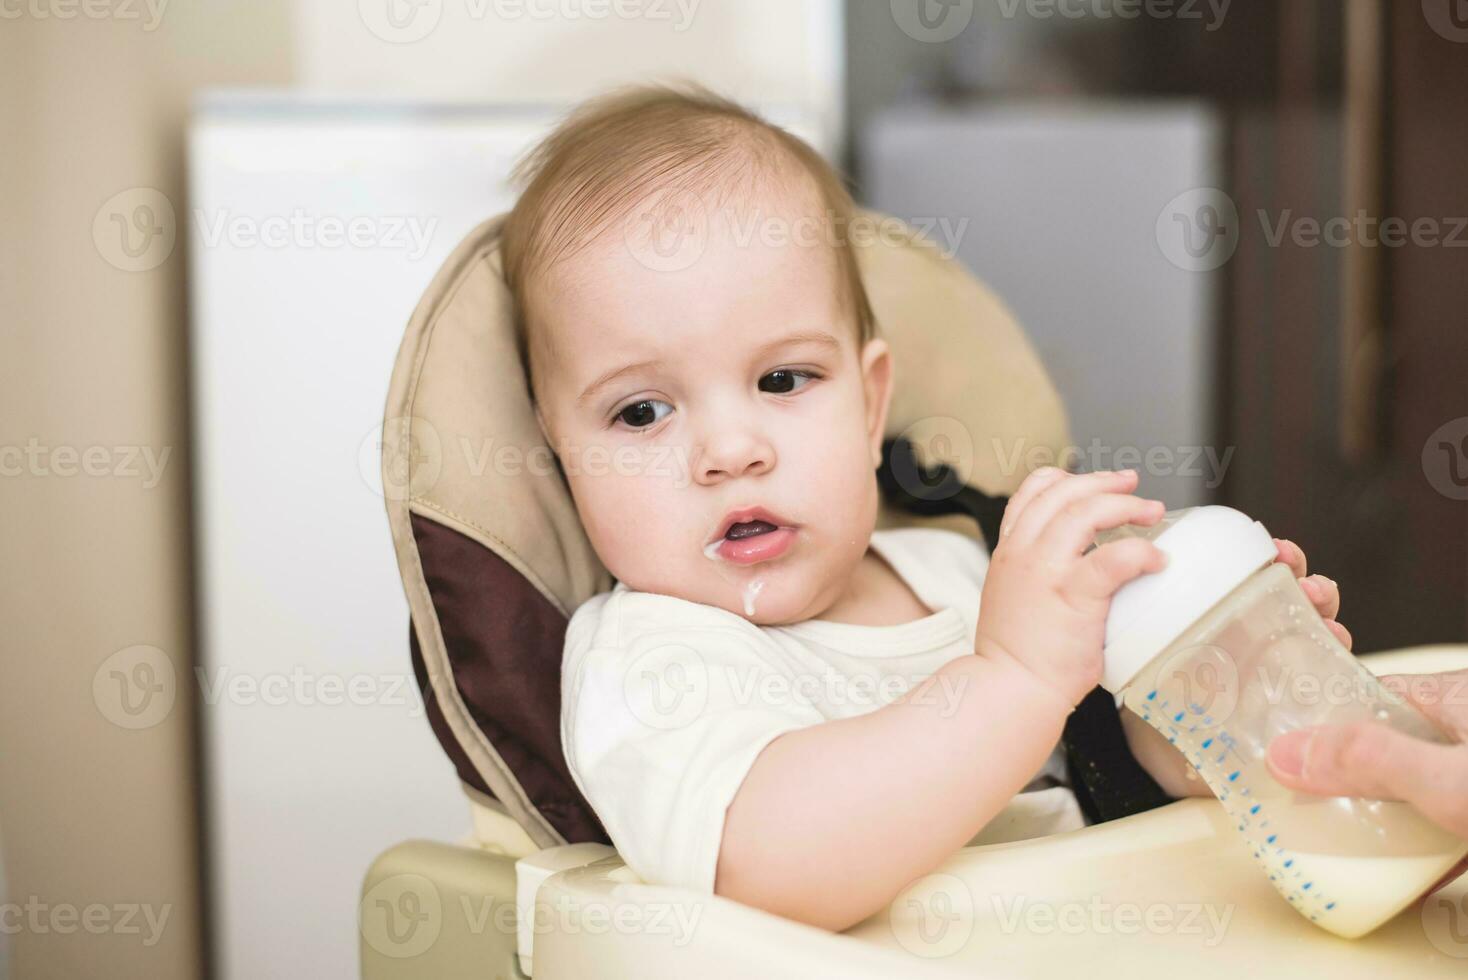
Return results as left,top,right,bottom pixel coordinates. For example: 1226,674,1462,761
578,471,690,582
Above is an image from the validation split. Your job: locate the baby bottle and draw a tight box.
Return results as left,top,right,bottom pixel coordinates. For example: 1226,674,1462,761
1095,506,1468,938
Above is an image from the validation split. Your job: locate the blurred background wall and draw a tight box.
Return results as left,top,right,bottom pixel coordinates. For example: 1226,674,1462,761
0,8,294,980
2,2,1465,979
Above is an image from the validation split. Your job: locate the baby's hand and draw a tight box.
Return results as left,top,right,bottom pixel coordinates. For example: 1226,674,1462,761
976,468,1168,709
1272,537,1352,650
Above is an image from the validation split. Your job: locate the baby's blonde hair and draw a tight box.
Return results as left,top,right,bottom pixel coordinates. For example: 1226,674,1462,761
501,82,876,401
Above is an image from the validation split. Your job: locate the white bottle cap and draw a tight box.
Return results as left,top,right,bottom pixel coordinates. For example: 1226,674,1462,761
1100,505,1277,693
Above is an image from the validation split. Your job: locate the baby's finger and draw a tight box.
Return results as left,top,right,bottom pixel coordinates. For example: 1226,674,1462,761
1035,492,1166,559
1066,537,1168,603
1300,574,1340,621
1274,537,1308,579
1009,469,1140,548
998,466,1070,541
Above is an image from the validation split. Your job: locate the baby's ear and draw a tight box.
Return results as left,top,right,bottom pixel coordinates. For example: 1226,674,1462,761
860,337,894,469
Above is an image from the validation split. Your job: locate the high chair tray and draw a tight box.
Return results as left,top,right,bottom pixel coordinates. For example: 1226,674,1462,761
525,645,1468,979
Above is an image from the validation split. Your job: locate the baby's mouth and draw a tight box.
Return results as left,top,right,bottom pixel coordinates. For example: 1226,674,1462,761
724,520,779,540
705,514,798,566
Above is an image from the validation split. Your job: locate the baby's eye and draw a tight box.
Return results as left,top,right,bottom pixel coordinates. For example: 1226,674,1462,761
614,399,672,429
759,369,818,394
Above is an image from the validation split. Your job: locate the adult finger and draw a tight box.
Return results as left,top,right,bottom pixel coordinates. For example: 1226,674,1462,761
1273,537,1307,579
1299,574,1340,621
1009,469,1140,549
1324,619,1353,651
1377,671,1468,740
1035,492,1166,560
1266,723,1468,838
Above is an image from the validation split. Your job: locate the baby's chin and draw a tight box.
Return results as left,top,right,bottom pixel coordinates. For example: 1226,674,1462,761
624,562,820,625
700,563,830,625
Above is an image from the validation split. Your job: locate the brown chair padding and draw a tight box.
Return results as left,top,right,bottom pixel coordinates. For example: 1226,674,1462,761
382,213,1071,848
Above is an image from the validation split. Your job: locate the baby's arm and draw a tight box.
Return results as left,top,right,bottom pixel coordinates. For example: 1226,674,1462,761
1120,708,1209,797
719,468,1169,931
717,648,1071,931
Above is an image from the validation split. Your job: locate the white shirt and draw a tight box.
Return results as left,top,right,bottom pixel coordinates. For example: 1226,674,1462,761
560,526,1083,893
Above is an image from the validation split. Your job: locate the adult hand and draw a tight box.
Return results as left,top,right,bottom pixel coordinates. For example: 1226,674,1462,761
1271,536,1352,650
1266,669,1468,838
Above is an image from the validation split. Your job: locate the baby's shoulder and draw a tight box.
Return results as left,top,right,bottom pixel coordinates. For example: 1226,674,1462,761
873,525,990,581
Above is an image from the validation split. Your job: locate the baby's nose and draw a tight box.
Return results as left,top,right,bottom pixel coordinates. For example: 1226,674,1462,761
694,432,775,483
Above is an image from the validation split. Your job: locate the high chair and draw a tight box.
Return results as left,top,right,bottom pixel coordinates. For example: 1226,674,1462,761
363,213,1468,978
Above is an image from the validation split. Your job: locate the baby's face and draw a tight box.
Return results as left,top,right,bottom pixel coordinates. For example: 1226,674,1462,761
531,184,893,624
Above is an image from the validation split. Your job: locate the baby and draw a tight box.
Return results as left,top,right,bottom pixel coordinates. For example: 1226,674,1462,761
502,84,1352,931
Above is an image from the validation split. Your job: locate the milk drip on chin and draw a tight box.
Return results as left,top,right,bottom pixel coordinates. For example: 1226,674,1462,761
702,538,770,619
